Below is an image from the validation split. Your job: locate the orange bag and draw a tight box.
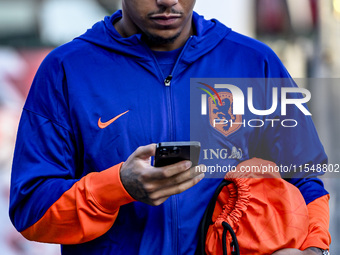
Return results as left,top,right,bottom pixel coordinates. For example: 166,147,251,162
197,158,309,255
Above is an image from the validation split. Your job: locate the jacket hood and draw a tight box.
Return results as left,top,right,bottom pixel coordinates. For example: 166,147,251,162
76,10,231,64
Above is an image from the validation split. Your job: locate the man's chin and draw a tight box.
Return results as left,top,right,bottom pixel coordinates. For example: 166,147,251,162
143,31,181,46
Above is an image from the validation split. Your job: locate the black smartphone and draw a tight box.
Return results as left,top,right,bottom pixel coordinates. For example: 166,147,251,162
154,141,201,167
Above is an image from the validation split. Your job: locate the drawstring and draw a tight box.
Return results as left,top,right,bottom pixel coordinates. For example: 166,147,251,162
196,179,240,255
222,221,240,255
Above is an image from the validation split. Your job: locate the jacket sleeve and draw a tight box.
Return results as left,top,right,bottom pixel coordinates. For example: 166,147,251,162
250,51,329,203
250,51,331,248
301,194,331,250
20,163,135,244
9,49,135,244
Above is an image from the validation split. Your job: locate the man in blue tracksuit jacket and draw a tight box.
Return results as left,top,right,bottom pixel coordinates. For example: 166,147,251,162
10,0,330,254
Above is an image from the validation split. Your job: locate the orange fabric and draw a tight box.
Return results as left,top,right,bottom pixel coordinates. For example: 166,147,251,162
205,158,309,255
301,194,331,250
21,162,135,244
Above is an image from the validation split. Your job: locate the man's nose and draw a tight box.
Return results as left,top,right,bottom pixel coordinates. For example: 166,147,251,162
156,0,179,8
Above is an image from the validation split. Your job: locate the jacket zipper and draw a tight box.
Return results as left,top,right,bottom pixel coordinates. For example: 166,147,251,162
147,37,193,255
164,37,193,255
171,196,179,254
164,37,193,142
164,75,172,86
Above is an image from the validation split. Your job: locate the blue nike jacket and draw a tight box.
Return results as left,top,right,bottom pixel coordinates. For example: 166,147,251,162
10,10,328,255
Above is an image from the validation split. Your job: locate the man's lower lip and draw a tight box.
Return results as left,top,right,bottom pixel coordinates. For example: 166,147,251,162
151,18,179,26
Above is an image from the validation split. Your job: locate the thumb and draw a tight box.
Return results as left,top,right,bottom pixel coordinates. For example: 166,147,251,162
134,144,156,160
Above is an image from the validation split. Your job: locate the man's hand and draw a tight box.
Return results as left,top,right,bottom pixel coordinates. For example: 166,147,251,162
120,144,205,206
272,248,322,255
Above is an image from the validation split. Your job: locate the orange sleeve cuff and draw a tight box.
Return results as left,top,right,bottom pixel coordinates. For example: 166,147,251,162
21,162,135,244
301,194,331,250
89,162,136,211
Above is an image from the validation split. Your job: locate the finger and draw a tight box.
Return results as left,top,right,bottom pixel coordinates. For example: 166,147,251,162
134,144,156,160
141,165,203,195
148,164,205,191
148,173,205,201
271,249,303,255
150,160,192,179
148,196,170,206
